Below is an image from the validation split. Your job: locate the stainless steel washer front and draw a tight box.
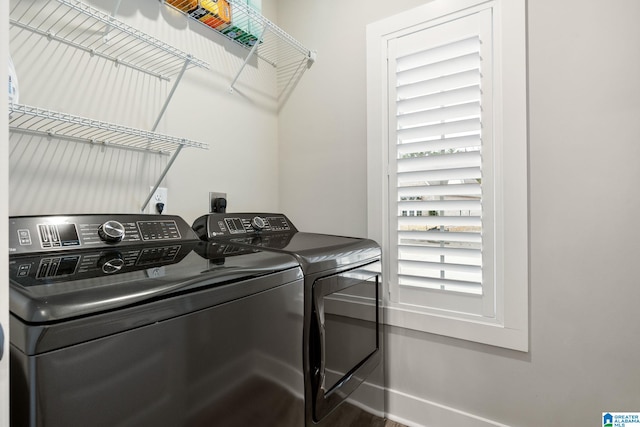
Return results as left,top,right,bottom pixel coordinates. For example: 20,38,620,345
9,214,305,427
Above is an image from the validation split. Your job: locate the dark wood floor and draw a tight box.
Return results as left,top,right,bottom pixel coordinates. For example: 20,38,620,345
191,375,408,427
322,402,408,427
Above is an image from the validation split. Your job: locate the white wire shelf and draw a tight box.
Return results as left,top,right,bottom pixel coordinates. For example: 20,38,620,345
9,0,210,81
162,0,315,97
9,103,209,154
228,0,312,67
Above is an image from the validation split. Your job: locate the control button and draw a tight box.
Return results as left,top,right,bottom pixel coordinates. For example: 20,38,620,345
49,225,60,246
38,225,51,247
98,221,126,243
251,216,266,231
17,264,31,277
137,220,180,240
18,229,32,246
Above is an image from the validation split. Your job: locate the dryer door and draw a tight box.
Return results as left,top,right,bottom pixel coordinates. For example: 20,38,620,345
310,261,382,422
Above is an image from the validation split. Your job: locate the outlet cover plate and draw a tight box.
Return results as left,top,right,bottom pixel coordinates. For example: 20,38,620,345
148,187,168,214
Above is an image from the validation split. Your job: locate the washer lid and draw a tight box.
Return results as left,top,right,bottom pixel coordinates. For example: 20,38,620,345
9,241,300,324
192,213,381,274
229,232,381,274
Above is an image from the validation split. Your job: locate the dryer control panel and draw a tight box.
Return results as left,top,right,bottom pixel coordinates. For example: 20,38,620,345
192,213,298,240
9,214,199,255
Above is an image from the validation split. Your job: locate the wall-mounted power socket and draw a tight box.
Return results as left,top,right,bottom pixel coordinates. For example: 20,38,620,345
148,187,168,214
209,192,227,213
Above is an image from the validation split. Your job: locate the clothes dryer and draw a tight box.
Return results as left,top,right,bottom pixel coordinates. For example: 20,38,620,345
192,212,384,426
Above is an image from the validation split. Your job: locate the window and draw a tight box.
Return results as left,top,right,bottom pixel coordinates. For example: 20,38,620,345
366,0,528,351
390,11,491,314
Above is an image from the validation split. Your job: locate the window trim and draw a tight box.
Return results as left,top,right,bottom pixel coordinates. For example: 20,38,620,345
366,0,528,351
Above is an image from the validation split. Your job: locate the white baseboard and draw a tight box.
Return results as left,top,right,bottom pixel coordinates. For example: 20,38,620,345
344,375,386,419
385,388,511,427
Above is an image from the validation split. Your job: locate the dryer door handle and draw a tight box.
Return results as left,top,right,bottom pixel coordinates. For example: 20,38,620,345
0,322,4,360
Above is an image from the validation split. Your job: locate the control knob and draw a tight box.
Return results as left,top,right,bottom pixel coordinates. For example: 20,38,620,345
251,216,266,231
98,220,126,243
97,253,125,274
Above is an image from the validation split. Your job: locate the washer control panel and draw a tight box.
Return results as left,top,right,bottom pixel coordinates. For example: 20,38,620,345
9,244,190,286
192,213,297,240
9,214,198,255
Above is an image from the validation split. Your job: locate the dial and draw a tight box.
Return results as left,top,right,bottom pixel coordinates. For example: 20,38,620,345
98,220,126,243
97,253,125,274
251,216,266,231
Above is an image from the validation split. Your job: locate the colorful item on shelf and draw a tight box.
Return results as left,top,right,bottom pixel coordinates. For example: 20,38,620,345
166,0,231,30
165,0,265,46
222,0,260,46
208,0,232,30
165,0,198,12
190,0,231,30
8,55,19,104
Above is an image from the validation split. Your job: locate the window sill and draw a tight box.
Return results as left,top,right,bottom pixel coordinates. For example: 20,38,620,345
384,304,528,352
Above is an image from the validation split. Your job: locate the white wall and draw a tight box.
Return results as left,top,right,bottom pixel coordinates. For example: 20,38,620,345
278,0,640,426
277,0,431,236
9,0,282,224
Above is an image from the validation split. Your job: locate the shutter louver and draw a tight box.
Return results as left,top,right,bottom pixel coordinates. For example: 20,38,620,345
394,35,483,295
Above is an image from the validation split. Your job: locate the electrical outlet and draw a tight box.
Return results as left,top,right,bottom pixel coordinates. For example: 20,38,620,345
209,192,227,213
148,187,168,214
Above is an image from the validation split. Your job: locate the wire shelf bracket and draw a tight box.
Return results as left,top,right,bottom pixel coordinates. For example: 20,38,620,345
10,0,210,80
8,103,209,152
10,0,213,213
8,103,209,212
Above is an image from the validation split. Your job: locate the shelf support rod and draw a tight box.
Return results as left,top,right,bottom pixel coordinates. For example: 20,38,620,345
141,144,184,213
230,23,270,93
142,56,191,212
102,0,123,42
152,56,191,131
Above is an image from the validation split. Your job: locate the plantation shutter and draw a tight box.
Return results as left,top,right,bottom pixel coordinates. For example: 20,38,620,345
388,9,494,314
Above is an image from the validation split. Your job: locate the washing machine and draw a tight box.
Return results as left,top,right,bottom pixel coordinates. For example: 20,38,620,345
9,213,304,427
192,212,384,426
